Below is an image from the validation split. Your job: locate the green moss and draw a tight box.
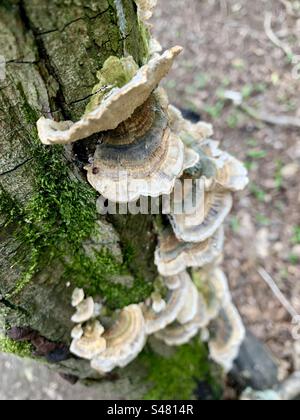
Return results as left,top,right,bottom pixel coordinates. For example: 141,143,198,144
0,188,20,226
0,337,33,358
1,0,151,302
136,20,151,64
110,0,150,64
85,55,138,114
10,145,97,295
122,241,136,265
1,93,155,309
64,248,153,310
0,0,16,11
140,340,222,400
17,83,39,125
2,97,97,296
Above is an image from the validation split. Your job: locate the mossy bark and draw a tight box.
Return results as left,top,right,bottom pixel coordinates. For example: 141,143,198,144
0,0,156,399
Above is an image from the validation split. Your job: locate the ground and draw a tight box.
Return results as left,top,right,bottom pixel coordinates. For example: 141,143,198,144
0,353,120,400
0,0,299,399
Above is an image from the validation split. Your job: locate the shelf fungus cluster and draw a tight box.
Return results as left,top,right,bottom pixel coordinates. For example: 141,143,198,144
70,289,146,373
70,266,245,373
36,11,248,374
134,0,157,23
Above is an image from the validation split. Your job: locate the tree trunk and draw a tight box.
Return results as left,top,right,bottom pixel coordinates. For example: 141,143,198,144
0,0,217,400
0,0,156,398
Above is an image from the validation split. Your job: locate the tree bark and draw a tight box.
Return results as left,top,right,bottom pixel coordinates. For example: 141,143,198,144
0,0,157,399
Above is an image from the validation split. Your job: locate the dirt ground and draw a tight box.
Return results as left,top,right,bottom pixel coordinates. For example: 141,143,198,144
0,0,300,399
153,0,300,378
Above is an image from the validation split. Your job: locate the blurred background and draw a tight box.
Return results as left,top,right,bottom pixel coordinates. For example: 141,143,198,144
1,0,300,399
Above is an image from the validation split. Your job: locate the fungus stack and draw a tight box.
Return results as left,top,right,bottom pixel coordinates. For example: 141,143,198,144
37,1,248,375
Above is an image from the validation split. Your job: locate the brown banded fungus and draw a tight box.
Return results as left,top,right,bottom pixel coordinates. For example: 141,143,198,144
91,305,146,373
166,134,248,241
85,93,198,203
70,320,106,360
198,140,249,192
155,227,224,276
209,300,246,372
34,0,248,372
169,186,233,243
155,293,209,346
142,271,190,335
193,267,231,322
71,297,95,324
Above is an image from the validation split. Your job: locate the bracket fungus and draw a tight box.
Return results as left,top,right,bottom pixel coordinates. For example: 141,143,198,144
151,292,167,314
71,297,95,324
198,140,249,192
37,47,182,146
213,153,249,192
165,132,247,242
71,288,85,308
155,227,224,277
168,105,214,144
70,320,106,360
167,106,248,192
169,188,233,243
85,94,197,203
193,267,231,322
71,324,84,340
91,304,146,373
209,301,246,372
43,0,248,373
176,275,201,325
142,271,189,335
155,293,209,346
134,0,157,22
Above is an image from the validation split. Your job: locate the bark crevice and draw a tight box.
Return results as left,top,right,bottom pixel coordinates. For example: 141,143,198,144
0,157,34,177
19,0,70,119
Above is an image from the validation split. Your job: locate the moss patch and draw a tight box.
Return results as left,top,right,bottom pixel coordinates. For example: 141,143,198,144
2,95,155,308
64,248,153,310
0,337,33,358
0,0,152,305
85,55,138,114
110,0,150,64
140,340,222,400
1,98,97,297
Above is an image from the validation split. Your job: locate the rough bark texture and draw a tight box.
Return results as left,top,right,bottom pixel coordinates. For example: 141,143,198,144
0,0,157,399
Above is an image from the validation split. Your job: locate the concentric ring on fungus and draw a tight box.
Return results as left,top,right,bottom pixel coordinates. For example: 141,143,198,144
169,186,233,243
155,227,224,276
85,94,198,203
91,304,146,373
